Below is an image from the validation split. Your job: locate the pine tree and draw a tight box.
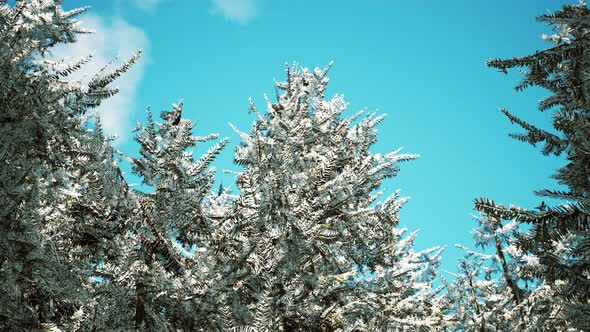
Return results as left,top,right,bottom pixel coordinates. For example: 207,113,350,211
441,216,524,332
220,63,442,330
0,1,139,329
80,102,228,331
473,1,590,324
443,214,586,331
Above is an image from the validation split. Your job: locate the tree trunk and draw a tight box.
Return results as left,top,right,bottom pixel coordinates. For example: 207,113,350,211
463,261,485,332
491,216,522,305
134,279,147,330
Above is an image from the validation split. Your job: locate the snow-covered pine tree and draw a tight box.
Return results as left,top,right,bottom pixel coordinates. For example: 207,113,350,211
443,214,586,331
473,2,590,328
80,102,228,331
0,1,139,329
220,63,443,331
56,119,139,331
442,249,510,331
441,215,523,332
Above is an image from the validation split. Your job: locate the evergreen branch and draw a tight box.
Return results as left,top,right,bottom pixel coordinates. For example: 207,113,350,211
500,108,568,155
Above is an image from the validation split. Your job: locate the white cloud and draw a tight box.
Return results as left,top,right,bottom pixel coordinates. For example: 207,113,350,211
133,0,163,12
211,0,259,24
50,15,148,142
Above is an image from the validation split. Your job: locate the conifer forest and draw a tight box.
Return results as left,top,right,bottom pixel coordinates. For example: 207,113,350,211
1,0,590,331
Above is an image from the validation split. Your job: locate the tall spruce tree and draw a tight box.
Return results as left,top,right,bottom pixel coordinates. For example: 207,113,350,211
78,102,229,331
220,63,443,331
0,1,140,330
473,1,590,329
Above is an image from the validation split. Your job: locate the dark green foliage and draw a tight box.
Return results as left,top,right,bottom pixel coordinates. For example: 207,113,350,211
475,0,590,326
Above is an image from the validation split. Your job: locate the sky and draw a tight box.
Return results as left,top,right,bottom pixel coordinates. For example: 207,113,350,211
56,0,574,276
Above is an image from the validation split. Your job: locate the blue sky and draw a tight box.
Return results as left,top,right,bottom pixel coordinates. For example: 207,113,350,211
60,0,573,275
